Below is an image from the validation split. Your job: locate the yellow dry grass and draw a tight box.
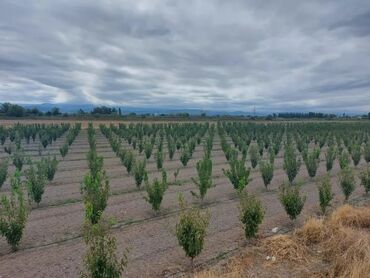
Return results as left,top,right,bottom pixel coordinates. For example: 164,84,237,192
194,204,370,278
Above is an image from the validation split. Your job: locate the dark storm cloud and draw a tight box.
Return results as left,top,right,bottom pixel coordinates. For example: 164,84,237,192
0,0,370,113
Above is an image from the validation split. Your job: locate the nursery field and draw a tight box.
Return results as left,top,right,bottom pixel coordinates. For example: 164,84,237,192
0,120,370,277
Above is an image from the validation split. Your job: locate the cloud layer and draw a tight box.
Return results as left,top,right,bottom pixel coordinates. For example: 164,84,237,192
1,0,370,113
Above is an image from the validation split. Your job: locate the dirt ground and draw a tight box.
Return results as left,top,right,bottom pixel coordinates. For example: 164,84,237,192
0,125,369,277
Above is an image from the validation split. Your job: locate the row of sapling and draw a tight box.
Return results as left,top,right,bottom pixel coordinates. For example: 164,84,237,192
191,152,213,202
81,125,127,277
59,123,81,158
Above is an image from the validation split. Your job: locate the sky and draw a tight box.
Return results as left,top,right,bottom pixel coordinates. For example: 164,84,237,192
0,0,370,113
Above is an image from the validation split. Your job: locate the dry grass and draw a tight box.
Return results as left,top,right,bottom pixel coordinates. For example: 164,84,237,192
194,204,370,278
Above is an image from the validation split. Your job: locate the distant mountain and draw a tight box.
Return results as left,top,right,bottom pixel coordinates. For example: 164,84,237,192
21,103,259,116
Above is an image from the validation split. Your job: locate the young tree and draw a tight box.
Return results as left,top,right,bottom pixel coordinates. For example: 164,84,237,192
156,150,164,170
144,170,167,212
364,142,370,164
339,167,356,201
12,148,25,171
304,149,320,178
133,159,146,189
191,156,213,201
144,141,153,159
325,145,336,172
259,161,274,190
223,158,250,193
25,161,47,205
339,150,350,169
279,184,306,220
41,155,59,181
0,171,28,251
283,144,301,183
180,145,190,166
360,167,370,195
249,145,259,169
0,159,8,188
81,170,110,224
82,220,127,278
239,192,264,239
176,194,209,267
60,143,68,158
317,175,334,214
350,143,361,166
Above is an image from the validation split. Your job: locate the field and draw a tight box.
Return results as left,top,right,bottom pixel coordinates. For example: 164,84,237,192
0,120,370,277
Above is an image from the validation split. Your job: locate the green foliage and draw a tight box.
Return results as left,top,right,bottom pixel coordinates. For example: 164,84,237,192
249,145,259,169
12,148,25,171
60,143,68,157
283,145,301,183
364,142,370,164
133,159,146,188
191,156,213,201
25,161,47,205
0,159,8,188
82,220,127,278
81,171,110,224
239,193,264,239
123,151,134,174
360,167,370,195
41,155,58,181
144,170,167,211
87,150,104,178
317,175,334,214
0,172,28,251
223,158,250,192
180,145,191,166
259,161,274,189
339,151,350,169
339,167,356,201
325,145,336,172
268,146,275,164
304,149,320,178
156,150,164,170
350,143,361,166
279,184,306,220
176,195,209,262
144,141,153,159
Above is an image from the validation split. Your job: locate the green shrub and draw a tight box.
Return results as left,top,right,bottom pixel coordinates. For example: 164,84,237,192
279,184,306,220
87,150,104,178
268,147,275,164
350,143,361,166
82,220,127,278
364,142,370,164
249,145,259,169
325,145,336,172
0,159,8,188
156,150,164,170
223,158,250,193
283,145,301,183
259,161,273,190
25,161,47,205
339,167,355,201
144,141,153,159
191,156,213,201
81,171,110,224
134,159,146,188
12,149,25,171
60,143,68,157
239,193,264,239
41,155,58,181
360,167,370,195
304,150,320,178
176,195,209,265
144,170,167,212
317,175,334,214
123,151,134,174
0,171,28,251
339,151,350,169
180,146,191,166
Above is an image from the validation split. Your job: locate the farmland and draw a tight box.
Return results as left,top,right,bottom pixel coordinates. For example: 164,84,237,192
0,120,370,277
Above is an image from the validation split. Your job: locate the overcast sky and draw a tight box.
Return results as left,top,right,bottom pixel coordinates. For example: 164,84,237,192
1,0,370,113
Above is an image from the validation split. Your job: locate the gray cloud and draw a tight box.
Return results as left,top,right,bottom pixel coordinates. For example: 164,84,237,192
0,0,370,113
